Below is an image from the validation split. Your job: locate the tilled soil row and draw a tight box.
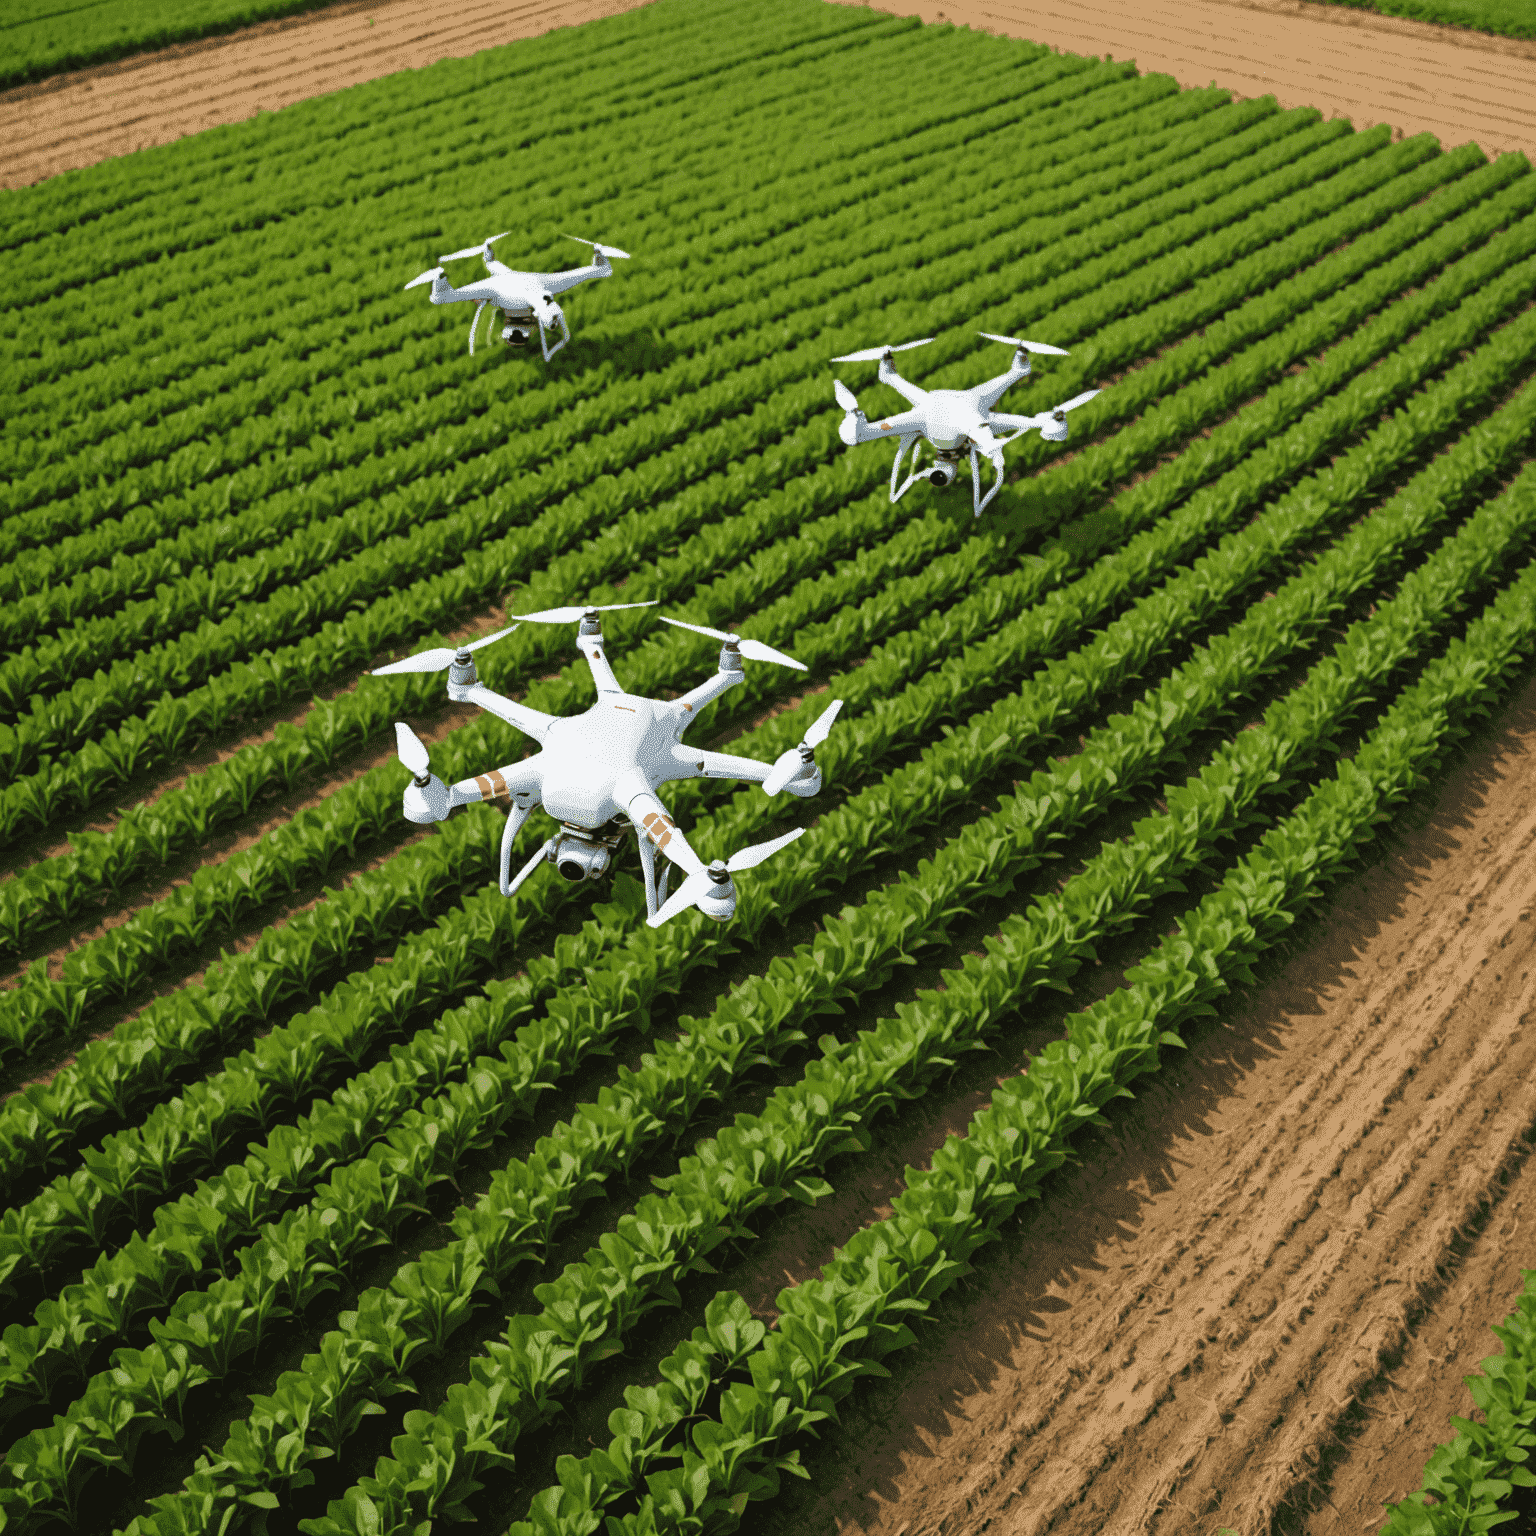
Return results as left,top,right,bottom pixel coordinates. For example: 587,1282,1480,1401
7,0,1536,191
742,667,1536,1536
846,0,1536,161
0,0,656,188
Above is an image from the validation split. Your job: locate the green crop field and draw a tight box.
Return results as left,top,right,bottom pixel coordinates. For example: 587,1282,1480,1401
1316,0,1536,40
2,0,1536,1531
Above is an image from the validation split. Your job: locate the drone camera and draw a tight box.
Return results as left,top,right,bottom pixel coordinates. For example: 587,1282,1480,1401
499,307,535,347
928,462,958,489
551,833,611,883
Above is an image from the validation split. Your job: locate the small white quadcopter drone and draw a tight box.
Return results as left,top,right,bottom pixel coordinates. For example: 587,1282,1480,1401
833,332,1104,516
405,233,630,359
371,604,842,928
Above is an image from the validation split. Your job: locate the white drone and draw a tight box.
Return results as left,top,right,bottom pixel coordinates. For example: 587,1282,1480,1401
833,332,1104,516
371,604,842,928
405,233,630,359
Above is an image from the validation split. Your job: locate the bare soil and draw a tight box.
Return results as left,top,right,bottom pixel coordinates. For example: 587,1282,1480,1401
5,0,1536,190
747,666,1536,1536
844,0,1536,161
0,0,657,189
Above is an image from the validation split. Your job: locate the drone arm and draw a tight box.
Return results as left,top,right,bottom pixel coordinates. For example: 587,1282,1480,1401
672,667,745,722
988,411,1045,439
427,276,502,307
448,756,542,809
453,683,558,743
578,633,624,695
539,260,609,295
971,357,1032,415
846,407,925,446
624,786,706,882
877,356,929,409
665,744,771,786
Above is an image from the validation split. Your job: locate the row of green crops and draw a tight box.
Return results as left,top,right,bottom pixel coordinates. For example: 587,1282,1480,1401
3,0,1535,1532
1317,0,1536,40
0,0,350,92
1380,1271,1536,1531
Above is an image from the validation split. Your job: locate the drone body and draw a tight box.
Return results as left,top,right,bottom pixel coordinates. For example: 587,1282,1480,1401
405,233,630,360
373,605,842,928
834,332,1104,516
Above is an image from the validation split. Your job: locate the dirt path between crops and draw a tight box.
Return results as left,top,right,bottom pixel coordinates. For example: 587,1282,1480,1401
849,0,1536,161
744,667,1536,1536
0,0,657,190
5,0,1536,189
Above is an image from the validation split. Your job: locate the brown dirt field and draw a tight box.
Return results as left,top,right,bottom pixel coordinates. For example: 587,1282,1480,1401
0,0,656,189
5,0,1536,190
842,0,1536,162
744,668,1536,1536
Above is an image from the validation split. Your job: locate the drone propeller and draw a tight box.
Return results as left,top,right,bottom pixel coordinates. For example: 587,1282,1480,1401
659,616,806,671
395,722,431,779
831,338,933,364
762,697,844,796
369,625,518,677
564,235,632,260
1050,389,1102,416
394,721,451,822
976,331,1071,356
648,827,806,928
508,600,658,625
404,266,443,291
833,379,859,412
441,232,510,261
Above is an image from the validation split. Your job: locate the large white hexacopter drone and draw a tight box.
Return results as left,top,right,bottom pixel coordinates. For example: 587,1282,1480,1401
405,233,630,360
372,603,842,928
833,332,1104,516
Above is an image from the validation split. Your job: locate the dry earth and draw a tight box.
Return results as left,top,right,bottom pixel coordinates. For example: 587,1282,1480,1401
0,0,657,189
846,0,1536,161
6,0,1536,188
751,667,1536,1535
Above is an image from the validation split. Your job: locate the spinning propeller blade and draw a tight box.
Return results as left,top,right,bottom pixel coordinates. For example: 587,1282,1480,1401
404,266,443,290
564,235,632,260
369,624,518,676
976,331,1071,356
508,601,658,625
830,338,933,364
803,696,844,748
647,827,806,928
441,232,510,261
1053,389,1102,414
395,722,431,777
658,616,806,671
762,698,844,795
